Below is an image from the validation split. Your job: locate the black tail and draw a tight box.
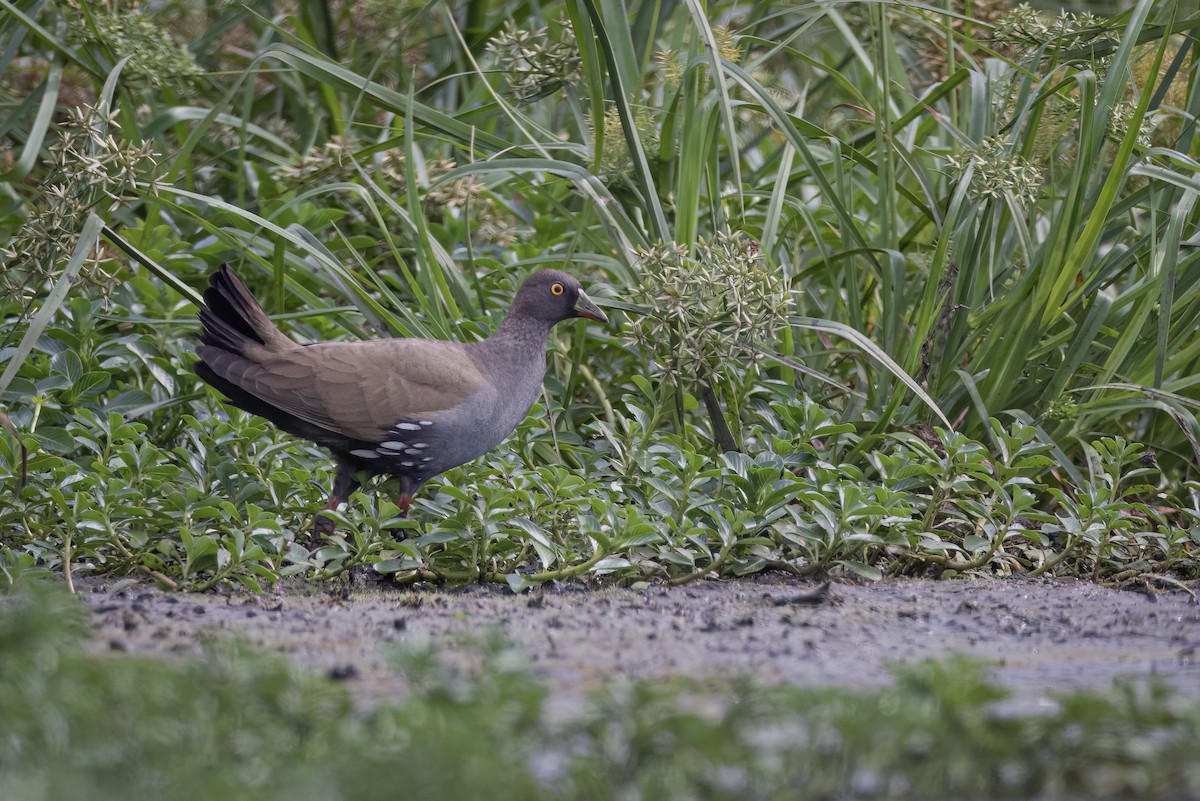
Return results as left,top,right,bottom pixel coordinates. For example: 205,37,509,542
197,266,292,355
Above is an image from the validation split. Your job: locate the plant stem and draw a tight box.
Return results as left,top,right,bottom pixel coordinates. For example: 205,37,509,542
519,540,610,583
698,369,738,453
62,533,75,594
1029,535,1079,577
668,538,735,586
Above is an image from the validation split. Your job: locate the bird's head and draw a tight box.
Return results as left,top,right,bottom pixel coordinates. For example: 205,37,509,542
511,269,609,326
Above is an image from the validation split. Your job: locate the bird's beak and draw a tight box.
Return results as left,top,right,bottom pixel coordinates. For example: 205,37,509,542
573,290,609,323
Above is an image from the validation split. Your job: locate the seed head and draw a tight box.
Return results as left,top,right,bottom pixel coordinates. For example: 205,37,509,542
590,106,660,180
69,7,202,88
1107,100,1153,149
2,104,159,298
947,134,1044,205
710,26,743,63
654,50,684,85
992,4,1119,71
278,135,361,184
485,21,581,103
633,232,791,381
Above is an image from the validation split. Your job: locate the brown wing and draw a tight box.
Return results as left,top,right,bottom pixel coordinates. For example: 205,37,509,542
196,338,486,442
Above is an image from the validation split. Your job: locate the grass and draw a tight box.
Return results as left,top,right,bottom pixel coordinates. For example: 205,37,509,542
2,581,1199,800
2,0,1200,590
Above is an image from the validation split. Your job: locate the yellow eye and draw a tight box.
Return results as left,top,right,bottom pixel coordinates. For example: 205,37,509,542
550,282,565,296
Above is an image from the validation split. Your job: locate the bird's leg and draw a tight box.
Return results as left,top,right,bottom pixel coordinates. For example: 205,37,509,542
312,499,341,536
396,475,419,519
312,458,361,540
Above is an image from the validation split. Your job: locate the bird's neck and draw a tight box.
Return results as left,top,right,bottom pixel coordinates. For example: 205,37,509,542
467,313,553,385
467,314,552,419
489,312,554,352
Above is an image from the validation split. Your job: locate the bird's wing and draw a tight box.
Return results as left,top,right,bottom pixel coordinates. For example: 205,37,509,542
197,338,486,442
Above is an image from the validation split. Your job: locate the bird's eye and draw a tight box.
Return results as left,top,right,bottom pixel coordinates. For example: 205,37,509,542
550,282,565,296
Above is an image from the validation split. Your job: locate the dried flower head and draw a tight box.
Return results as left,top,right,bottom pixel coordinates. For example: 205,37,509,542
425,164,481,209
278,133,422,196
68,7,202,88
947,134,1044,205
739,67,805,126
903,0,1010,85
485,22,581,102
1,104,159,298
1132,41,1192,147
1135,42,1191,112
985,3,1149,168
634,232,790,381
359,0,428,41
426,167,517,247
279,141,515,245
349,0,436,83
278,134,361,184
1024,93,1081,165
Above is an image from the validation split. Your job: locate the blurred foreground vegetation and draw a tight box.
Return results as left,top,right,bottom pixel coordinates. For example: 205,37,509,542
1,582,1198,800
2,0,1200,589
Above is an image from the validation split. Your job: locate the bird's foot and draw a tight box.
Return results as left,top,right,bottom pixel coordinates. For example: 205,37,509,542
307,499,342,549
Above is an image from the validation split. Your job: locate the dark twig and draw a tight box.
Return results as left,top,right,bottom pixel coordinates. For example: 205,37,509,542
698,368,739,453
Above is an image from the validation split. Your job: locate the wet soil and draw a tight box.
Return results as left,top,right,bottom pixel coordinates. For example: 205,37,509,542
78,574,1200,715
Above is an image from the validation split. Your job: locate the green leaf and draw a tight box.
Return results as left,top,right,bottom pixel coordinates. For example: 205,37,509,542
50,350,82,383
839,560,882,581
506,573,535,593
963,535,990,552
33,427,76,454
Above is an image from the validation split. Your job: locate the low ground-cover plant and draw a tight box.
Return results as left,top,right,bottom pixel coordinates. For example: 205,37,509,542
2,358,1196,590
1,582,1198,800
3,0,1200,589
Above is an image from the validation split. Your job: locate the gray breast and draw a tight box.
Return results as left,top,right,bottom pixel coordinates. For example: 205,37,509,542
356,364,545,478
424,375,543,471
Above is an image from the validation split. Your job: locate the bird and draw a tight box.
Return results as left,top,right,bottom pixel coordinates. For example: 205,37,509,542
193,265,608,537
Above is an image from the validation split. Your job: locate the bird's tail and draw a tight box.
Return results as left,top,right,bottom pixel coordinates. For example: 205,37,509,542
198,265,295,356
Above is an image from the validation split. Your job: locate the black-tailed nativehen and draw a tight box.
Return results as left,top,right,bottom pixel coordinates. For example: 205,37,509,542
194,266,608,536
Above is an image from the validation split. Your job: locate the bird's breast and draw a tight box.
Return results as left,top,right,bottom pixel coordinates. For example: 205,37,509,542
362,357,545,478
447,359,547,462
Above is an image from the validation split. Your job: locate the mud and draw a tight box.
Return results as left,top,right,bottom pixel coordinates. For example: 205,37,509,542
78,574,1200,715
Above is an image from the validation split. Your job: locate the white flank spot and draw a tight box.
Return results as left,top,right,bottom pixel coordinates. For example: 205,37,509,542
413,443,428,449
419,421,434,426
395,422,422,431
421,457,432,463
401,461,415,467
350,449,380,459
380,441,407,450
405,449,422,456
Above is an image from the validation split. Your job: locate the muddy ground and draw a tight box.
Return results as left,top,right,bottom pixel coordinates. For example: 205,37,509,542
78,574,1200,715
